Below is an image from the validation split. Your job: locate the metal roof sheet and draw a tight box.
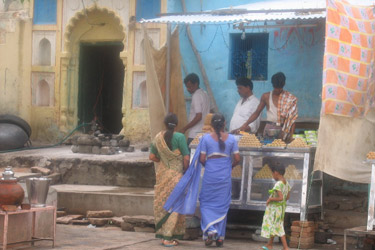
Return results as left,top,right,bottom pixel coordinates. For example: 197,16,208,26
141,12,325,24
140,0,375,24
141,0,326,24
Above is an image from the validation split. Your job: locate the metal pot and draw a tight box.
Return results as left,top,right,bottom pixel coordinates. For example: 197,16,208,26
0,167,24,206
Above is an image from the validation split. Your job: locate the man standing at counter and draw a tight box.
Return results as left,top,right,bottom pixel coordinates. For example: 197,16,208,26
180,73,210,145
229,77,260,134
238,72,298,142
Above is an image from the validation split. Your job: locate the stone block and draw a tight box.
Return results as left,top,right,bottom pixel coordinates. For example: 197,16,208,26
124,146,135,153
112,134,124,141
92,138,101,146
86,210,114,218
121,221,134,231
291,230,315,238
101,141,111,147
290,236,314,244
291,226,314,233
109,217,123,227
71,145,79,153
118,139,130,148
123,215,154,226
141,147,149,152
31,166,51,175
78,145,92,154
110,139,118,147
77,135,95,146
57,215,84,224
292,221,315,228
92,146,101,154
88,218,108,227
134,226,155,233
101,147,115,155
325,201,339,210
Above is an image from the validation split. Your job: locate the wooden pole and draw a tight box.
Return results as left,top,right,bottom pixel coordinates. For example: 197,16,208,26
181,0,218,113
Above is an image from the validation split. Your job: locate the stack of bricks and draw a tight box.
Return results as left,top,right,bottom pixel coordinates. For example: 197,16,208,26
290,221,315,249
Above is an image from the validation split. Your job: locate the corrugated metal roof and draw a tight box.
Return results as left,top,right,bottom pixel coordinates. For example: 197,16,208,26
141,12,325,24
141,0,326,24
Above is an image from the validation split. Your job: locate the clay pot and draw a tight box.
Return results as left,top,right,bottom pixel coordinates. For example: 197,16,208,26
0,179,25,206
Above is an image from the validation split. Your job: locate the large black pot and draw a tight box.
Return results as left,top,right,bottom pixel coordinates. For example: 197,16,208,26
0,123,29,150
0,114,32,137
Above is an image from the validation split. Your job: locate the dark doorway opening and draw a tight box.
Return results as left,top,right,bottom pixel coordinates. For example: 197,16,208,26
78,42,124,134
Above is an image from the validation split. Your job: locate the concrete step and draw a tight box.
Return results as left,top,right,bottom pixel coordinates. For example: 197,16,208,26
52,184,154,217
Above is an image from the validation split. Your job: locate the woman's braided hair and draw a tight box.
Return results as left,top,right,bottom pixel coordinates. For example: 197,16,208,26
164,113,178,150
211,113,226,151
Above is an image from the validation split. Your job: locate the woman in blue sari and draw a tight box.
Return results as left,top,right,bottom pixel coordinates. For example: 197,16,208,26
199,113,240,247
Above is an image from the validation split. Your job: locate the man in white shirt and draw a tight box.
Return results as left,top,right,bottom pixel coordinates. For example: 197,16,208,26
230,77,260,134
180,73,210,145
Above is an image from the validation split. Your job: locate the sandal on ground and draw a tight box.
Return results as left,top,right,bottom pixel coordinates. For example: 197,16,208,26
260,246,272,250
163,240,179,247
205,232,216,246
215,239,224,247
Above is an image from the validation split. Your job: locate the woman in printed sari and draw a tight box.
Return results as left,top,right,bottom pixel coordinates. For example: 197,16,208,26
199,113,240,247
149,113,190,247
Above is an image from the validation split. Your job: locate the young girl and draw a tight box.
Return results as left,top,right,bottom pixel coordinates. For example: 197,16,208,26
260,163,291,250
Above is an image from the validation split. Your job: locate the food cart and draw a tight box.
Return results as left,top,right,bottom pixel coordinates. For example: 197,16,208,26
190,138,323,221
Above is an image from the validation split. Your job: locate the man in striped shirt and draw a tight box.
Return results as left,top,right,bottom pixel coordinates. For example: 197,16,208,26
238,72,298,142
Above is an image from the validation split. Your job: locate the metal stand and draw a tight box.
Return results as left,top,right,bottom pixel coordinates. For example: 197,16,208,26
0,206,56,250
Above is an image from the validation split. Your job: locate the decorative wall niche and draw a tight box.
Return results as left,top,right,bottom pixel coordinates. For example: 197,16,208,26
132,71,148,108
134,29,160,65
32,72,55,107
32,31,56,66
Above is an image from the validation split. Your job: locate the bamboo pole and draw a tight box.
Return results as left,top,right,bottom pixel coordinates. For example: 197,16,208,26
181,0,218,113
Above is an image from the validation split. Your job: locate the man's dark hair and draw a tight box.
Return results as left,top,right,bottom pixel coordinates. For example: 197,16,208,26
184,73,200,86
271,72,286,89
271,162,286,176
236,77,253,90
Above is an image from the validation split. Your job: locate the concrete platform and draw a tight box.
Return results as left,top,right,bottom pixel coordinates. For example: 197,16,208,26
52,184,154,216
0,146,155,188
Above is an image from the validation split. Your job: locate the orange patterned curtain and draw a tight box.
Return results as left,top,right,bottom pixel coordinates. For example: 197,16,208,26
322,0,375,117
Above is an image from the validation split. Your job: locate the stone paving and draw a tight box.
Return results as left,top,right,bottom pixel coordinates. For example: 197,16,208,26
10,225,346,250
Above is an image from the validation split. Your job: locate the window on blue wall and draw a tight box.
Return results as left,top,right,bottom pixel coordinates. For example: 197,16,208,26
33,0,57,25
230,33,269,81
136,0,161,22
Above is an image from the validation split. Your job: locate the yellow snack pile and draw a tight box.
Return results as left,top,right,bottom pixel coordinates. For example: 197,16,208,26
265,139,286,148
190,133,205,145
232,165,242,178
254,164,273,179
367,152,375,159
238,133,262,148
284,165,302,180
287,138,309,148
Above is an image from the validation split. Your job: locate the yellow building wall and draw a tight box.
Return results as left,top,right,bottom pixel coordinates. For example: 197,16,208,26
0,3,33,132
0,0,167,144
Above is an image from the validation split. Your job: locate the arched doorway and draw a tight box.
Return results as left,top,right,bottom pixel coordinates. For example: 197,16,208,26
60,6,126,133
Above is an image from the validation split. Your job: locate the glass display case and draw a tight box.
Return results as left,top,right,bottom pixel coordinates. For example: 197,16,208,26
190,146,322,221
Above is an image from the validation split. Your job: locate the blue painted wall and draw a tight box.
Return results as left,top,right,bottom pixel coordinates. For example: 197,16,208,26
168,0,325,124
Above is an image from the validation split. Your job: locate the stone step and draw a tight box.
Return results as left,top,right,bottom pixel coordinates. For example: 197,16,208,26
52,184,154,217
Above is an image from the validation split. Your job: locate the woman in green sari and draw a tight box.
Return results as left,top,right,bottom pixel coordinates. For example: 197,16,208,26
149,113,190,247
